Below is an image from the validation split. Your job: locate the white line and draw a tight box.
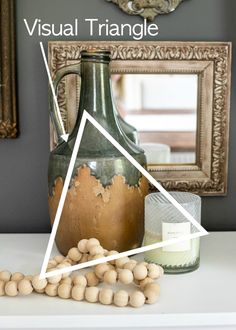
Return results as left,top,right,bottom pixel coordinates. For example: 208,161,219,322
85,111,207,235
43,232,206,279
39,41,66,137
39,112,87,279
40,110,208,280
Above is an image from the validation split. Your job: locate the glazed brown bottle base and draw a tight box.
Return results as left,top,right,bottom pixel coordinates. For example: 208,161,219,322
49,166,149,256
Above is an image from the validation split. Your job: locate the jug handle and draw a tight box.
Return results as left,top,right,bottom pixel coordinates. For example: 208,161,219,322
50,63,81,144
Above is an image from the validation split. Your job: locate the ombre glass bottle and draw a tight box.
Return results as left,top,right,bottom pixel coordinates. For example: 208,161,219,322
48,50,148,255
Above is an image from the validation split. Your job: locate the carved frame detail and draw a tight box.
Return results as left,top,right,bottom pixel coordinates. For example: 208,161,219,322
106,0,186,21
0,0,17,138
48,41,232,196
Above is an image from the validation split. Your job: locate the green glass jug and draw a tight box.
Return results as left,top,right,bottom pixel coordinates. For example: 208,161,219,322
48,49,148,255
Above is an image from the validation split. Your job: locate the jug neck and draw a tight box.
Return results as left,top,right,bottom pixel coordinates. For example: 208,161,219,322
77,59,115,125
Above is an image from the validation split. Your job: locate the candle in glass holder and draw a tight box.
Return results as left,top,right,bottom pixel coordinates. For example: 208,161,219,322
144,192,201,274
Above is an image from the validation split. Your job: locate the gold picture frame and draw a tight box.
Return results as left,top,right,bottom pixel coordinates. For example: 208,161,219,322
0,0,17,138
48,41,232,196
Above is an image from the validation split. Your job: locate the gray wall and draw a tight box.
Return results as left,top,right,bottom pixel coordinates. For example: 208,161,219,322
0,0,235,233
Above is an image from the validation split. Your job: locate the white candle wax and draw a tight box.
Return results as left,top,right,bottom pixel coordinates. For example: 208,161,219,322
144,230,200,268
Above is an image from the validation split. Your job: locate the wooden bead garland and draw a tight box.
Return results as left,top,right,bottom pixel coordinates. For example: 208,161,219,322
0,238,163,308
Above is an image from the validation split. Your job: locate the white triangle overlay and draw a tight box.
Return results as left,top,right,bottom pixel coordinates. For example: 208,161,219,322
40,110,208,279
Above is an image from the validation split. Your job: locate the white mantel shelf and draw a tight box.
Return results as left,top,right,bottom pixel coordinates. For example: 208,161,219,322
0,232,236,330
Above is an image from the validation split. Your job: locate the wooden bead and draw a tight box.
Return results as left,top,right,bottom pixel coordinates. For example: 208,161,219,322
103,270,117,285
114,290,129,307
47,259,58,269
56,263,71,278
106,250,119,265
72,275,87,287
0,270,11,282
94,263,110,279
47,269,62,284
89,245,104,256
107,264,115,270
103,249,108,256
99,288,113,305
79,253,88,263
133,264,148,281
91,254,104,260
54,255,65,264
85,272,99,286
5,281,18,297
144,283,160,296
143,288,159,304
71,285,85,301
85,286,99,303
0,280,5,296
115,257,130,269
32,275,47,291
123,260,137,271
63,258,73,265
58,283,71,299
11,272,24,282
147,264,161,279
68,247,82,262
60,277,72,285
58,261,71,268
77,239,88,253
45,283,59,297
118,269,134,285
86,238,100,251
139,277,154,290
129,291,145,308
18,279,33,295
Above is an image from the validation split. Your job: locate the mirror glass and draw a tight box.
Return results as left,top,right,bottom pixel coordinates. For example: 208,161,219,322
112,74,198,165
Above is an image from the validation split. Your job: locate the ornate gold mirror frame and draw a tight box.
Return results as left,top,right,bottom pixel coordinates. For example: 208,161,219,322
106,0,186,21
48,41,231,196
0,0,17,138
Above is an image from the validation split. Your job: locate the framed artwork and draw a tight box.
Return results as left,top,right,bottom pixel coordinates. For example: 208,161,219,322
49,41,231,196
0,0,17,138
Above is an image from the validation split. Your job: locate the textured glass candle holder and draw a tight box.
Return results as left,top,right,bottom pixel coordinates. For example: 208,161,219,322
144,192,201,274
